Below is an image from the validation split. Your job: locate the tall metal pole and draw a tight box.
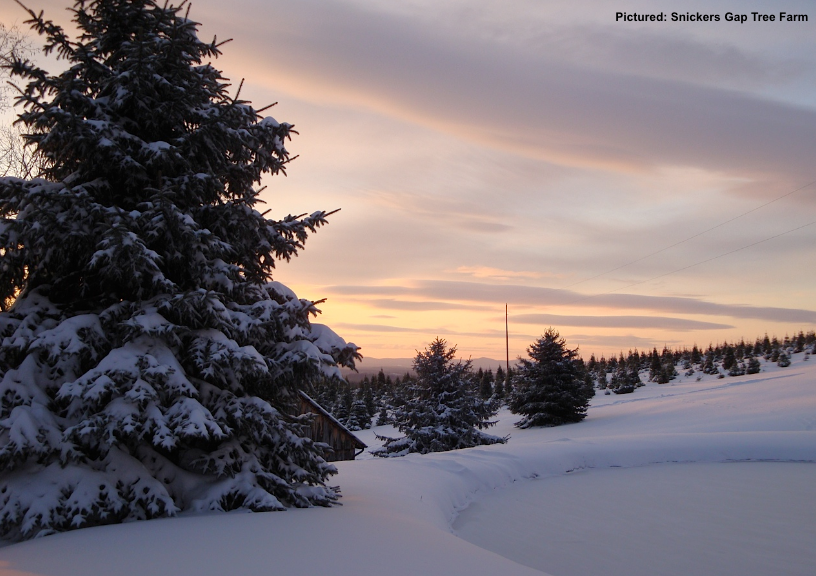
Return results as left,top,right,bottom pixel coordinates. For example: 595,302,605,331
505,303,510,378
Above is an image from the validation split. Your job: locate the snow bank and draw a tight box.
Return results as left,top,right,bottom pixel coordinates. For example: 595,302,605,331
454,461,816,576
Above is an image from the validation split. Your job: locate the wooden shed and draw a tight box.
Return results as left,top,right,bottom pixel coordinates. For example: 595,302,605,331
298,391,367,461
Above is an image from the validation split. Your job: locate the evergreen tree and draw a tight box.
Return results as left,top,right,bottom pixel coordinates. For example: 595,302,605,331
493,374,505,399
495,365,505,385
728,361,745,377
649,348,662,382
594,369,608,389
0,0,359,541
702,349,718,375
345,397,371,431
362,383,376,418
691,344,702,365
722,346,736,371
662,357,678,382
375,405,389,426
504,365,515,395
372,338,505,457
776,352,791,367
495,365,507,396
334,387,353,423
376,368,386,390
610,356,641,394
479,368,494,399
736,339,746,359
746,356,761,374
582,371,596,398
509,328,592,428
794,331,805,353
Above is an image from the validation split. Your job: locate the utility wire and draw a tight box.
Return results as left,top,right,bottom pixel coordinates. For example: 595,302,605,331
559,218,816,308
562,179,816,290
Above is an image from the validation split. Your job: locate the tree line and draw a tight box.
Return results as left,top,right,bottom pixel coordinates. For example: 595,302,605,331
308,329,816,450
586,330,815,394
310,329,596,456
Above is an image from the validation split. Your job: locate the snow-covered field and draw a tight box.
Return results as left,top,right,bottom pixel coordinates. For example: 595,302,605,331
1,358,814,576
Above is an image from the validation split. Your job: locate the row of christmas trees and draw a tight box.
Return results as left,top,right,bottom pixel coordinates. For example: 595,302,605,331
587,330,815,393
312,364,517,432
311,330,816,433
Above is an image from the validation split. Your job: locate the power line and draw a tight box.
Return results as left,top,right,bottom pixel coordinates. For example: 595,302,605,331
559,218,816,308
562,179,816,290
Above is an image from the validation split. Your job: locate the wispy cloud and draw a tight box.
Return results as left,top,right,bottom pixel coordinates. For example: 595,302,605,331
367,190,514,233
450,266,556,280
368,299,492,311
568,333,685,352
510,314,733,331
335,322,537,340
324,280,816,323
226,0,816,181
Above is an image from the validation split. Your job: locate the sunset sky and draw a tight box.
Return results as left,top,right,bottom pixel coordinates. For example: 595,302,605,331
3,0,815,361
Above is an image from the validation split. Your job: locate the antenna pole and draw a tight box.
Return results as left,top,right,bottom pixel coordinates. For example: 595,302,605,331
505,304,510,378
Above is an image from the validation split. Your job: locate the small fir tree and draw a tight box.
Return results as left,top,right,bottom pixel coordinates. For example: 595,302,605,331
493,375,505,399
794,332,805,353
362,384,376,418
495,365,508,396
345,398,371,431
610,359,641,394
728,361,746,377
0,0,359,541
372,338,505,457
509,329,593,428
702,349,718,375
479,368,494,399
334,387,353,423
722,346,736,371
375,405,389,426
776,352,791,367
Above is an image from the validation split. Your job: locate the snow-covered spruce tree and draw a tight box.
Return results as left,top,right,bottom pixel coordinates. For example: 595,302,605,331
375,404,388,426
609,361,640,395
372,338,505,457
345,393,371,431
777,352,791,367
746,356,761,374
509,328,592,428
0,0,359,541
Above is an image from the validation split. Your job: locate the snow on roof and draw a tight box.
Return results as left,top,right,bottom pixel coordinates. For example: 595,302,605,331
299,390,367,449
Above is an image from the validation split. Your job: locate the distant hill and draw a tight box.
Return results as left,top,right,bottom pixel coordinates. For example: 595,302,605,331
342,356,511,382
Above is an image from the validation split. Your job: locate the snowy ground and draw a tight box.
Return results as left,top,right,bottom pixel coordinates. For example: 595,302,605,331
1,358,814,576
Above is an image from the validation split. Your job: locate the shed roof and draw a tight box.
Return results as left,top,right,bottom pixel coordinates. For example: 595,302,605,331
299,390,367,450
